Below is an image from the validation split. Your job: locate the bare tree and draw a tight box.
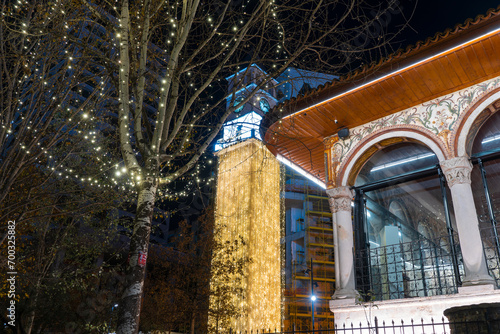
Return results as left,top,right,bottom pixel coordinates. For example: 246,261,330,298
0,0,118,226
0,3,133,333
65,0,413,332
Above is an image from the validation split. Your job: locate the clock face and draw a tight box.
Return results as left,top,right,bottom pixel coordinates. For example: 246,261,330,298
234,96,245,113
259,98,270,113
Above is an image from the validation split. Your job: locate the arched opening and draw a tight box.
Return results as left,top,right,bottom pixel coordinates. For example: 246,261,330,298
341,130,448,187
355,142,439,186
352,141,463,301
469,109,500,286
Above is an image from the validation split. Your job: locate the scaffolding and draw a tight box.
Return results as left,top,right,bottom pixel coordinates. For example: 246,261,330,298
283,168,335,331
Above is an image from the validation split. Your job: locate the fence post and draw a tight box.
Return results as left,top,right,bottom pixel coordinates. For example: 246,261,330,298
374,316,379,334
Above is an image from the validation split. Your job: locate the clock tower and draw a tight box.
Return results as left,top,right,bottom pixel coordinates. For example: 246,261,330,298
215,64,278,151
210,65,282,332
210,65,336,332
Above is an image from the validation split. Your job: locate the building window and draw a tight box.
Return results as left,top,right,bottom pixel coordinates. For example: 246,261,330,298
353,142,462,301
470,110,500,286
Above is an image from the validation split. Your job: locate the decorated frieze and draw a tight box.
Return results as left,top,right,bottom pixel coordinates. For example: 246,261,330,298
324,75,500,187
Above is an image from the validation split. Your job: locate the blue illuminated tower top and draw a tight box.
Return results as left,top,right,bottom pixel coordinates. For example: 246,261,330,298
215,65,278,151
215,65,336,151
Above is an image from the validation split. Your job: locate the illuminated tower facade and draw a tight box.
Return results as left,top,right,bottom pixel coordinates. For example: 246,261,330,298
210,65,337,332
212,65,282,332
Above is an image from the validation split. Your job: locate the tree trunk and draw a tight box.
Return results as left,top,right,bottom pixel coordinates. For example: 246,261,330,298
24,276,42,334
117,171,158,334
190,312,196,334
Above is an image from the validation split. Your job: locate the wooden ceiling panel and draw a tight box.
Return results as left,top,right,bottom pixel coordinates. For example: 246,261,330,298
436,57,462,87
334,99,358,125
375,79,402,110
479,38,496,73
421,62,447,92
344,94,374,120
300,116,326,135
367,85,393,111
466,47,487,77
411,69,434,96
392,75,419,103
473,43,492,76
399,72,427,100
451,50,476,82
312,107,337,134
484,36,499,65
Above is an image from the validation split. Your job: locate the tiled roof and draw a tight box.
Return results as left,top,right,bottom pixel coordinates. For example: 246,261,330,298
273,5,500,115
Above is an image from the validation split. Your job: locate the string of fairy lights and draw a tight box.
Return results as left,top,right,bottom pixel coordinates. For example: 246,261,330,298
212,140,281,332
2,0,292,231
5,0,308,332
2,0,242,203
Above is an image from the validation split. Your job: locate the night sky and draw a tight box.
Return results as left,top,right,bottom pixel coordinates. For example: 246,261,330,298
396,1,500,48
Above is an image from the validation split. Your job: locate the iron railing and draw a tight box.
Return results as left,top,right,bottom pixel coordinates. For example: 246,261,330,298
228,316,500,334
355,234,464,301
481,225,500,288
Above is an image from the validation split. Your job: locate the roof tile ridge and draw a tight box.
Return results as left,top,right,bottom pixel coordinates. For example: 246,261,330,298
273,5,500,115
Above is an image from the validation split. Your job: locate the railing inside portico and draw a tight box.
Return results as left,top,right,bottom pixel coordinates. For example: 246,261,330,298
355,229,500,302
482,225,500,287
355,234,465,301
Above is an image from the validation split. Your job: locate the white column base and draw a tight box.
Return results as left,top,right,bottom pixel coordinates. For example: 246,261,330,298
332,287,360,300
330,297,358,308
459,283,496,294
462,274,496,287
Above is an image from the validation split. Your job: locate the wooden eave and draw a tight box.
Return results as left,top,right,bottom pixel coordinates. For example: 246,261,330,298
263,9,500,183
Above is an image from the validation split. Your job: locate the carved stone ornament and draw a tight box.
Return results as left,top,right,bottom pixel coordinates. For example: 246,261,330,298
323,135,339,150
326,186,353,213
440,156,473,187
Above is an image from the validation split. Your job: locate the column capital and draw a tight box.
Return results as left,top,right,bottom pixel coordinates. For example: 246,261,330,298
440,156,473,188
326,186,353,213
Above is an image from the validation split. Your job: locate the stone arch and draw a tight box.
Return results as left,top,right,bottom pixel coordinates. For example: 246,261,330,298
453,87,500,157
339,126,448,187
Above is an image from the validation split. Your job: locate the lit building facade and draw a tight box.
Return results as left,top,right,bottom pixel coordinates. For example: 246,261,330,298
213,138,281,332
212,65,335,332
264,9,500,330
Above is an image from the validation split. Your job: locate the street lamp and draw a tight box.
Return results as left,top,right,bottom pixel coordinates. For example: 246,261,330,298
305,258,316,333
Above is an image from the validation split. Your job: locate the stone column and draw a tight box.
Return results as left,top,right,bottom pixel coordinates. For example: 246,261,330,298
440,156,495,286
326,186,359,299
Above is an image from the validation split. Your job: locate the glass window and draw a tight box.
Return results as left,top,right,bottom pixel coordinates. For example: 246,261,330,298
361,175,459,299
364,175,448,245
471,111,500,155
233,95,245,113
354,142,462,301
470,110,500,286
356,143,438,186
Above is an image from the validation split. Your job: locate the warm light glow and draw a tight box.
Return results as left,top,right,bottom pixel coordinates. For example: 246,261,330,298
211,139,281,332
